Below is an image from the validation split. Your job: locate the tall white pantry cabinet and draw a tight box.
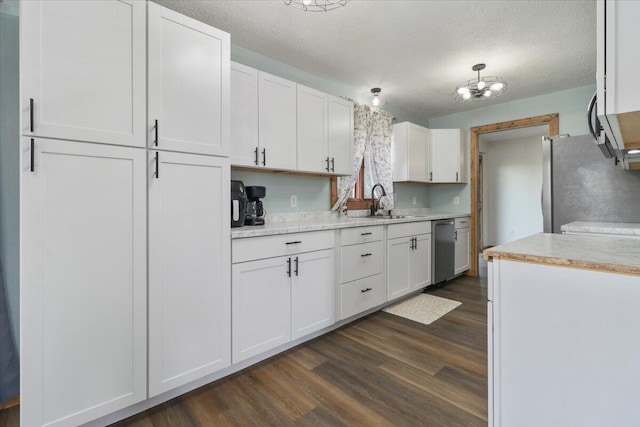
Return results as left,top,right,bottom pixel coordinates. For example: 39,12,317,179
19,1,231,426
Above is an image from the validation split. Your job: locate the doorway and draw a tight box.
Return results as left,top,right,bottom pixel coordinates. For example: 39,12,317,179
468,113,559,276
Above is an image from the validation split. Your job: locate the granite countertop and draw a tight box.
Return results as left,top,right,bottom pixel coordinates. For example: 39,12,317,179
484,233,640,275
231,211,470,239
561,221,640,237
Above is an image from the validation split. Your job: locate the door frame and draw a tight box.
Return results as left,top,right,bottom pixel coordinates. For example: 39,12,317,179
469,113,559,276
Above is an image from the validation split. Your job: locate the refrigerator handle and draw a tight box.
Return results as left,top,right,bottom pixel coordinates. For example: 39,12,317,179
542,136,553,233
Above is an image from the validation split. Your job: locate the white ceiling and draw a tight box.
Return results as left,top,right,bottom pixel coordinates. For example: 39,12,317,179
154,0,596,120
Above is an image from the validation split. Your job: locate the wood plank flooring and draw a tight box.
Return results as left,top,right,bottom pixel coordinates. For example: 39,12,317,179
0,275,487,427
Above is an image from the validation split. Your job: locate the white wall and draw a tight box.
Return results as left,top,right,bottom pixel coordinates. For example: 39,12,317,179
481,136,544,246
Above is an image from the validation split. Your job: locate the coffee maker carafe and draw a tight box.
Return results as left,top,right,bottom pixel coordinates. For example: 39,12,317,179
245,186,266,226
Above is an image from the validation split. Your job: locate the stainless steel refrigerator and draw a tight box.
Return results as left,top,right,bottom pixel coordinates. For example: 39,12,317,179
541,134,640,233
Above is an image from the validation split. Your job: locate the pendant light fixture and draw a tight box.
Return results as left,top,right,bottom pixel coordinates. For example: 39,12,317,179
454,64,507,102
370,87,383,109
283,0,350,12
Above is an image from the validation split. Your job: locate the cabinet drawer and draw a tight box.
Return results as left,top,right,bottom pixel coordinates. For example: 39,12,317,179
341,274,385,320
455,217,471,229
341,225,383,246
341,241,383,283
387,221,431,239
233,230,335,263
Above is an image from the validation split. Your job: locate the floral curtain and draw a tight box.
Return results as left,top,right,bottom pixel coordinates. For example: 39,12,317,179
332,103,395,211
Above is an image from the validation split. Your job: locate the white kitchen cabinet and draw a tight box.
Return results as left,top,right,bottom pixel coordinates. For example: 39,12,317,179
148,151,230,397
597,0,640,151
258,71,297,170
454,217,471,275
21,138,147,427
148,2,230,156
328,96,355,175
296,86,354,175
20,0,146,147
297,85,329,173
230,62,259,167
232,232,335,363
387,222,432,300
430,129,466,183
392,122,430,182
291,249,335,340
488,259,640,426
232,256,291,363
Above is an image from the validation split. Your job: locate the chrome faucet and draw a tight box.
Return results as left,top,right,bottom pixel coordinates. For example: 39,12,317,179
370,183,387,216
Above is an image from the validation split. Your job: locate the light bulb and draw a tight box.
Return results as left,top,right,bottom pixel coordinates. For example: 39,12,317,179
372,95,380,107
490,82,504,91
457,86,470,95
462,92,471,100
484,90,492,97
477,80,486,90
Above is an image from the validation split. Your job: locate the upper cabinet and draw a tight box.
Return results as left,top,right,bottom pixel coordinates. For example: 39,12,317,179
297,85,354,175
597,0,640,151
392,122,430,182
430,129,466,183
230,63,353,174
148,2,230,156
258,71,298,170
297,85,329,173
230,63,260,166
230,66,296,170
327,96,355,175
21,0,146,147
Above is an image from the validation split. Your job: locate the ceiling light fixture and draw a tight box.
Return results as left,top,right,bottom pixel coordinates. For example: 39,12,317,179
283,0,350,12
370,88,383,109
454,63,507,102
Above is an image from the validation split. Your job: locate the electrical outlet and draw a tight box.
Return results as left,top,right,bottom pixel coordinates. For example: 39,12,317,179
290,194,297,208
412,196,417,206
453,196,460,205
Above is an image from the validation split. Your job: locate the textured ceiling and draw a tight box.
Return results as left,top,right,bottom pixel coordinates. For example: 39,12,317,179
153,0,596,120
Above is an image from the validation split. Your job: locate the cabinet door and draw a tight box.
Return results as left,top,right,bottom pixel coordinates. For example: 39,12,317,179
408,124,430,182
21,139,146,427
232,257,291,363
291,249,335,340
410,234,432,289
230,62,259,167
430,129,461,182
258,71,297,170
148,151,230,397
148,2,230,156
297,85,329,173
328,96,354,175
21,0,146,147
387,237,412,300
454,227,471,274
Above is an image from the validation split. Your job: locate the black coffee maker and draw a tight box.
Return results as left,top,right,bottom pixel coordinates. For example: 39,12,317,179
245,186,266,226
231,180,247,228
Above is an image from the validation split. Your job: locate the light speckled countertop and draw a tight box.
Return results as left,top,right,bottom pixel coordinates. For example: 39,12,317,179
484,233,640,275
561,221,640,237
231,212,470,239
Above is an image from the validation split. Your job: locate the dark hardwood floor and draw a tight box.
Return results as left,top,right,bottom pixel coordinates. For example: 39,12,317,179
0,275,487,427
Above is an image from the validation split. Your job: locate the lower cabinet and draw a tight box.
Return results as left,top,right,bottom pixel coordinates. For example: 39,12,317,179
21,138,147,427
148,151,231,397
454,217,471,275
387,223,432,300
232,234,335,363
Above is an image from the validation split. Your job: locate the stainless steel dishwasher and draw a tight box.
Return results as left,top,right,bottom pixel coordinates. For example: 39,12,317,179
433,219,455,284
